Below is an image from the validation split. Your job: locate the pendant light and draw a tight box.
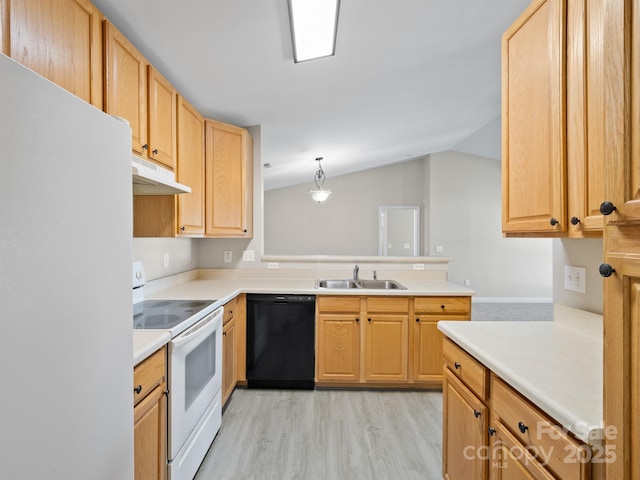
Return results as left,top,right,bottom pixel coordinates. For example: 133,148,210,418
308,157,332,203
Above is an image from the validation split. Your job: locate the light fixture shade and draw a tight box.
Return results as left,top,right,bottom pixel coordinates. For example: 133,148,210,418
288,0,340,63
309,188,332,203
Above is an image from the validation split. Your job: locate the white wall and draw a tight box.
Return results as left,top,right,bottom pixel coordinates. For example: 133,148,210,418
428,150,553,300
552,238,603,314
133,237,198,280
263,158,427,255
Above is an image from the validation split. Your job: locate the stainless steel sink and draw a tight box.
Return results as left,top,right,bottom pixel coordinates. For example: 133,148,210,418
356,279,407,290
316,279,360,289
315,279,407,290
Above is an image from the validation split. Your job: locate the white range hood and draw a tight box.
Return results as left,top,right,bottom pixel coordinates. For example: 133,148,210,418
132,156,191,195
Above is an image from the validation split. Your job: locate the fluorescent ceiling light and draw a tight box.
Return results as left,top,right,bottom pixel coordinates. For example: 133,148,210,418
288,0,340,63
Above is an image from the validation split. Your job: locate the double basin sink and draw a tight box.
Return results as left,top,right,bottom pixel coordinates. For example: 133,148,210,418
315,279,407,290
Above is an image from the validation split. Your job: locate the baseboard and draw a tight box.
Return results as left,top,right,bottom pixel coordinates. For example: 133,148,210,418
472,297,553,303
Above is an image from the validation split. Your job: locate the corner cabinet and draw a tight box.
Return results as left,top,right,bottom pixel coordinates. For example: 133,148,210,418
316,295,470,388
133,347,167,480
1,0,103,108
205,120,253,238
502,0,604,237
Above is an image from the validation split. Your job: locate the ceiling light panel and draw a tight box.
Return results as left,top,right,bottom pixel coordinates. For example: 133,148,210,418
288,0,340,63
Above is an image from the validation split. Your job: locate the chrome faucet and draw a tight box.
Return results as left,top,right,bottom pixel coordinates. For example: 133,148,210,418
353,264,359,280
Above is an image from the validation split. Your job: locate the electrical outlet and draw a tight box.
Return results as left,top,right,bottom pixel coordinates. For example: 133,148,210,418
464,280,471,287
413,263,425,270
163,253,169,269
267,262,279,269
435,245,444,253
242,250,255,262
224,251,232,263
564,265,586,293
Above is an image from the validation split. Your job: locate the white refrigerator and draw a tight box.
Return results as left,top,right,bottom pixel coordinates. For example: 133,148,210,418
0,54,134,479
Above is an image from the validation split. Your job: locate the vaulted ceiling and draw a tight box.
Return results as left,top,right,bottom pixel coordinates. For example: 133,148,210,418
92,0,530,190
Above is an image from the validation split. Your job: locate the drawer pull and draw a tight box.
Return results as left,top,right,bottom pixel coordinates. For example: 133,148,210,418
454,362,461,370
473,409,481,418
518,421,529,434
416,317,420,322
599,201,617,215
488,427,496,436
440,305,445,309
134,385,142,395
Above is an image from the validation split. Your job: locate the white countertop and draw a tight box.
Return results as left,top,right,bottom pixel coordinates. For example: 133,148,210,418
133,331,171,366
438,320,603,445
133,275,472,365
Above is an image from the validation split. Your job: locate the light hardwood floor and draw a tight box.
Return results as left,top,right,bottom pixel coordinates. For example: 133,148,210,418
195,388,443,480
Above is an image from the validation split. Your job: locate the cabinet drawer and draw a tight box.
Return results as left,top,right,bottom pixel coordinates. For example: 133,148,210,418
414,296,471,316
491,376,591,480
223,296,238,324
443,338,488,400
366,296,409,313
133,347,166,407
317,296,360,313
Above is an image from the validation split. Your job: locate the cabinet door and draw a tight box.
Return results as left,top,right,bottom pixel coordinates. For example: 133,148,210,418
148,66,176,169
364,314,408,382
566,0,604,236
104,21,147,155
602,250,640,480
316,314,360,382
205,120,252,237
443,369,488,480
222,317,236,405
489,420,554,480
134,385,167,480
177,95,205,235
6,0,103,108
502,0,567,235
413,319,443,383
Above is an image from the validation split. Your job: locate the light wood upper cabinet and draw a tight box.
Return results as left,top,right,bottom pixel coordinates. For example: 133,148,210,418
176,95,205,235
104,20,147,155
2,0,103,108
502,0,566,236
148,66,176,169
502,0,605,237
205,120,253,238
104,21,177,170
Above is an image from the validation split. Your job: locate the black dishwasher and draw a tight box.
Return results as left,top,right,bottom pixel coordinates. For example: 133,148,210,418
246,294,315,389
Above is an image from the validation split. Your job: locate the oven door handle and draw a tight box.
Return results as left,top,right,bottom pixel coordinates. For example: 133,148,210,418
171,309,222,350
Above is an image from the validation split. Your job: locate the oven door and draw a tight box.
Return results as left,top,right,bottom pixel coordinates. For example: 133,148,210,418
168,307,223,459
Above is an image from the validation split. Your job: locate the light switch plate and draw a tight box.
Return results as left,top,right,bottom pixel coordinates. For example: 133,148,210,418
242,250,255,262
224,251,232,263
564,265,586,293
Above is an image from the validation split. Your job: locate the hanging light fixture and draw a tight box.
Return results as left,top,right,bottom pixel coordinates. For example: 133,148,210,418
308,157,332,203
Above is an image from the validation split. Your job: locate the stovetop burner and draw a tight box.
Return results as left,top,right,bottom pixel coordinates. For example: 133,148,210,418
133,299,217,330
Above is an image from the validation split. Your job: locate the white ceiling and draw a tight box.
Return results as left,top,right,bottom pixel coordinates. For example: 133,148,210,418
92,0,530,190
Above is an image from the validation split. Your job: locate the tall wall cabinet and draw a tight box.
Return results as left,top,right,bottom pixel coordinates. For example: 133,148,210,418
504,0,640,477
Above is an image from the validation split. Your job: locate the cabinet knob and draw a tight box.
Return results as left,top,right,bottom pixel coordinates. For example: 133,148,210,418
152,148,158,155
134,385,142,395
550,217,559,226
223,331,226,336
518,421,529,434
355,318,359,322
599,263,615,278
243,229,247,233
180,226,186,231
454,362,461,370
474,409,481,418
599,201,617,216
416,317,420,322
368,318,372,322
142,144,148,150
440,305,445,309
570,216,581,225
488,427,496,436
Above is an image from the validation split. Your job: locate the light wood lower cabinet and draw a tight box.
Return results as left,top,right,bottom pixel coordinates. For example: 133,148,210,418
316,295,470,387
133,347,167,480
442,337,593,480
222,296,238,406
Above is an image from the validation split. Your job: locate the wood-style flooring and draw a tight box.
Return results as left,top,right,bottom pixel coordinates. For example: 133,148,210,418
195,388,443,480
